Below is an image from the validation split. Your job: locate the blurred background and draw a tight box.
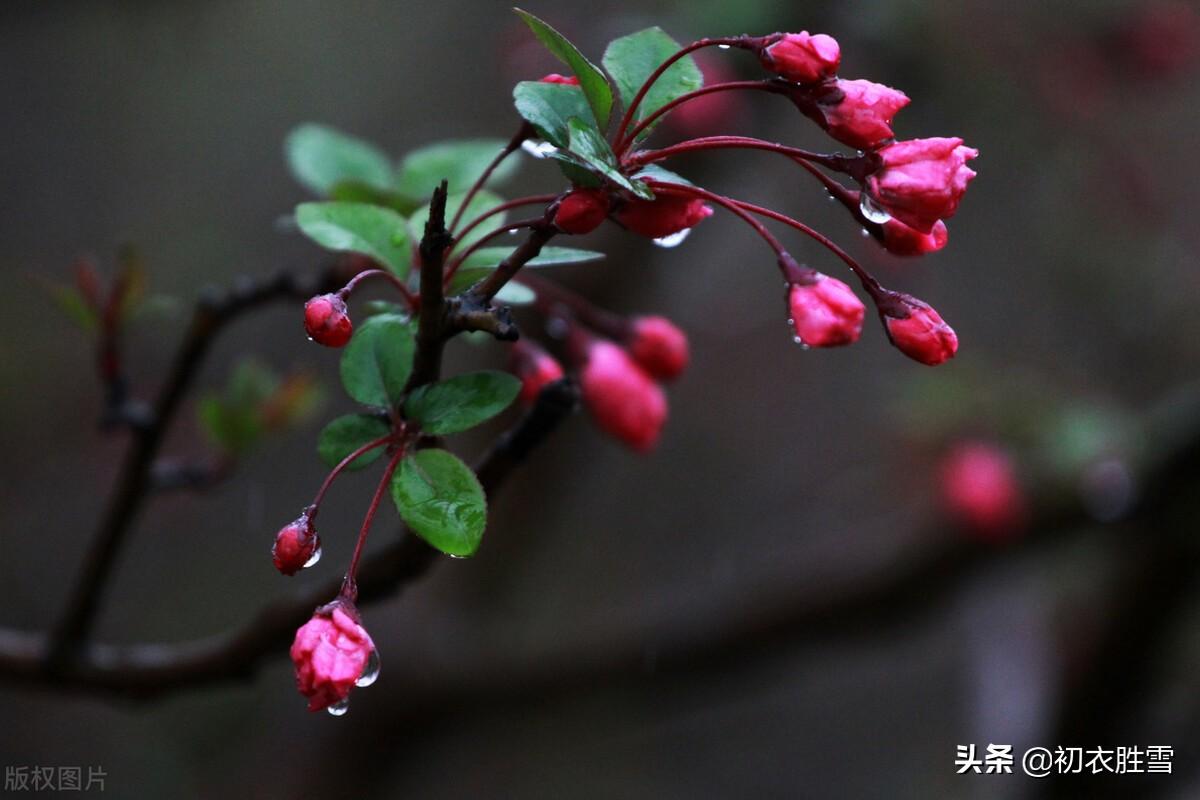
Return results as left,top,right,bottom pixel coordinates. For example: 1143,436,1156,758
2,0,1199,797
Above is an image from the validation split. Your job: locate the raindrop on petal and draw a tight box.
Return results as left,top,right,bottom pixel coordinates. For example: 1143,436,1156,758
302,544,322,569
521,140,558,159
652,229,691,248
327,698,350,716
355,649,381,688
859,194,891,224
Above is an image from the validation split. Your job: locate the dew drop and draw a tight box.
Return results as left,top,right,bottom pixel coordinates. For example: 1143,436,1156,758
521,140,558,159
861,228,870,238
448,553,467,560
302,544,322,569
792,335,811,349
327,697,350,716
355,649,381,688
859,194,891,224
717,44,732,50
652,228,691,248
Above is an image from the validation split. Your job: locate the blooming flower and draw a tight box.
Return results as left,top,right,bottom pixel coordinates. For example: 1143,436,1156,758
788,274,865,347
291,603,376,712
614,195,713,239
759,32,841,83
303,294,353,348
882,295,958,365
580,340,667,452
864,138,978,234
817,78,910,150
627,316,689,380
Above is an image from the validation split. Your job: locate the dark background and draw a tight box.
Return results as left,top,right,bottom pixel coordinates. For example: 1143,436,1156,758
2,1,1199,797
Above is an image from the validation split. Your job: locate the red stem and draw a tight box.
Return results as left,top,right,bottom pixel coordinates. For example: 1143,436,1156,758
337,269,418,310
617,81,778,153
450,194,559,254
627,136,857,175
443,217,545,287
306,434,395,521
448,125,531,235
341,445,405,601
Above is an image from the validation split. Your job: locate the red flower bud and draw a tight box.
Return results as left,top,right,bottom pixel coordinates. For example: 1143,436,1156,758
553,188,610,235
760,32,841,83
272,516,321,576
627,316,689,381
817,78,910,150
540,73,580,85
290,602,377,713
614,195,713,239
939,441,1026,539
882,295,958,365
787,274,865,347
580,340,667,452
304,293,353,348
865,138,979,234
880,218,949,256
509,339,565,406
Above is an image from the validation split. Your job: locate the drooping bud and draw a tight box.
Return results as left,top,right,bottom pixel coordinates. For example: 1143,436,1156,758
290,600,377,713
553,188,610,235
816,78,910,150
304,293,353,348
938,441,1027,539
614,195,713,239
881,294,958,365
787,273,865,347
864,138,979,234
509,339,565,406
540,73,581,85
579,340,667,452
626,316,689,381
272,515,321,576
880,218,949,256
759,32,841,84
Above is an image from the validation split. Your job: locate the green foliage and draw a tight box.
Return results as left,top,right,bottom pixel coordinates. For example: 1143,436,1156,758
338,313,415,408
603,27,702,141
295,202,412,278
512,81,595,149
566,118,652,198
317,414,391,471
391,449,488,557
404,371,521,435
447,246,604,293
514,9,613,128
200,359,322,454
286,124,394,196
409,190,505,254
396,140,519,199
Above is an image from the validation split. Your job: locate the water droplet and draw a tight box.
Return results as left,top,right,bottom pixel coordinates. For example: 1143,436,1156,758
861,228,870,238
786,318,794,326
827,193,837,203
521,140,557,159
327,698,350,716
792,335,810,349
717,44,732,50
448,554,467,560
652,228,691,248
859,194,891,224
355,649,381,687
302,544,322,569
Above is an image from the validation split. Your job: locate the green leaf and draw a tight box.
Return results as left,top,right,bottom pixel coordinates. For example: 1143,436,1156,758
45,285,98,331
566,118,654,198
513,81,595,149
317,414,391,471
404,371,521,435
495,282,536,305
603,28,703,141
447,246,605,293
329,180,422,215
285,123,394,196
339,313,415,407
395,139,520,200
514,9,613,128
391,449,487,556
198,396,260,454
295,201,412,278
408,190,504,253
631,163,694,186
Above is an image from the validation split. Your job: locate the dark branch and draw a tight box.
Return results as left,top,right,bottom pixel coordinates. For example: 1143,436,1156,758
407,181,452,390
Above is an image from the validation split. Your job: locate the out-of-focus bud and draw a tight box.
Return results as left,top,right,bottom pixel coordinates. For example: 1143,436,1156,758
759,32,841,83
304,294,353,348
787,273,865,347
509,339,566,406
580,340,667,452
939,441,1027,539
553,188,610,235
627,316,689,380
540,73,581,85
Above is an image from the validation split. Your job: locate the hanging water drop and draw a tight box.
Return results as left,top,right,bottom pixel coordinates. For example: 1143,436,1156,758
302,544,322,569
860,228,870,238
859,194,891,224
521,140,557,159
792,335,811,350
652,228,691,248
327,697,350,716
717,44,732,50
355,649,381,688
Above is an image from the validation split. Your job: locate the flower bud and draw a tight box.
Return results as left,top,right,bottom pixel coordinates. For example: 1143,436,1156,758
304,293,353,348
759,32,841,83
509,339,565,406
614,195,713,239
787,274,865,347
882,295,958,365
939,441,1026,539
540,73,580,85
290,601,377,712
880,218,949,256
272,515,320,576
817,78,910,150
864,138,979,234
627,316,689,381
580,340,667,452
553,188,610,235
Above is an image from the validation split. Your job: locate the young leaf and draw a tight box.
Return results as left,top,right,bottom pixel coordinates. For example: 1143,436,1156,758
285,124,394,196
631,163,694,186
514,9,613,128
317,414,391,471
408,190,504,252
339,313,415,408
295,202,412,278
513,81,595,149
391,449,487,557
396,140,520,200
566,118,654,199
404,371,521,435
329,180,422,215
198,395,261,454
603,28,703,141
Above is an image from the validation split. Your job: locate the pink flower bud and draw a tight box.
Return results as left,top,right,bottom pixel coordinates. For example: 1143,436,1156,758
865,138,979,234
787,274,865,347
880,218,949,257
553,188,610,235
817,78,910,150
540,73,580,85
509,339,565,406
290,602,377,712
304,293,353,348
627,316,689,381
614,195,713,239
580,340,667,452
939,441,1026,539
272,516,320,576
760,32,841,83
882,295,958,365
